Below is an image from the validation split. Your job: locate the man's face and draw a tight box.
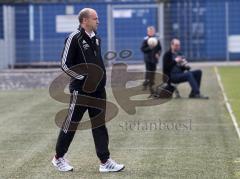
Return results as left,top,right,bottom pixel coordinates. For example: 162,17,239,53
171,40,181,52
86,10,99,31
147,28,155,37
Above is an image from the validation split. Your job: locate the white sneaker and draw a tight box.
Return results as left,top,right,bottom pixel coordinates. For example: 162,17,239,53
52,156,73,172
99,158,125,172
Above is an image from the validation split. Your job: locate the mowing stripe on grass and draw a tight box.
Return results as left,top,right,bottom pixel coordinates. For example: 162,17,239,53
214,66,240,139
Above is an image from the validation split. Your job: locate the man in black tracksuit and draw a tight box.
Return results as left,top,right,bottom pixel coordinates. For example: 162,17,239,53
141,26,161,95
52,8,124,173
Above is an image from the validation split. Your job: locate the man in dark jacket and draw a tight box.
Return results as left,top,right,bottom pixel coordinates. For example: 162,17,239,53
141,26,162,95
52,8,125,173
163,38,208,99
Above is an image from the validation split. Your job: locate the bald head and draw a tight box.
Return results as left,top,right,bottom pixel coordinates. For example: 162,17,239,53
171,38,181,52
78,8,95,24
78,8,99,32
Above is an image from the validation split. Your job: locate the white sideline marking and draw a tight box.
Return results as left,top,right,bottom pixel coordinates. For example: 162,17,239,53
214,66,240,139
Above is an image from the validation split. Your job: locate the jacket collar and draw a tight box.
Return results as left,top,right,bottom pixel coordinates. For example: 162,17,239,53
78,26,97,38
85,31,95,39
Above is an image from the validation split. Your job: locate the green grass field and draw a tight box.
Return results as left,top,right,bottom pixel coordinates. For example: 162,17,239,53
1,67,240,179
218,67,240,123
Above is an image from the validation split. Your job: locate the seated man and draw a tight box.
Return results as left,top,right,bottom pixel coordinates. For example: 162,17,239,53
162,38,208,99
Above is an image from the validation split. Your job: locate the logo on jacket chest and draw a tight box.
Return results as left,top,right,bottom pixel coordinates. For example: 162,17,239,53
82,40,90,50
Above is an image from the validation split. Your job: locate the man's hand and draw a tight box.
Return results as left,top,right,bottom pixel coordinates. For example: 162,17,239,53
148,44,155,49
155,53,160,59
175,56,183,63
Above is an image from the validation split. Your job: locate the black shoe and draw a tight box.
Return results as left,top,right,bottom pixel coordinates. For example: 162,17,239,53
150,87,155,94
189,92,194,98
148,94,155,98
189,94,209,99
189,94,194,98
148,88,155,98
142,80,149,91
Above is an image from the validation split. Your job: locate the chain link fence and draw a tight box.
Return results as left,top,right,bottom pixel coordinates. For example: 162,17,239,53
0,0,239,69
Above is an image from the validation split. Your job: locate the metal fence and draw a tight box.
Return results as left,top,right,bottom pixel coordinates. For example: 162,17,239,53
0,0,239,69
164,0,240,62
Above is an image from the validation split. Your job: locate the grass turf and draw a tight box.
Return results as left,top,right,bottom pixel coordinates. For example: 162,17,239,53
218,66,240,124
0,67,240,178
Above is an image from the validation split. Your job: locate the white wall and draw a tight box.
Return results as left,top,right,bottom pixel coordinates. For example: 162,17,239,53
0,5,15,69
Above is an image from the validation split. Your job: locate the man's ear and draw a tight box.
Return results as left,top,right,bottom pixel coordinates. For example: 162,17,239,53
83,18,88,24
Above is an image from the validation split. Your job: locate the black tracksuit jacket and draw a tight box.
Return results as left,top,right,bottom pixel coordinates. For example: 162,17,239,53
61,27,106,92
